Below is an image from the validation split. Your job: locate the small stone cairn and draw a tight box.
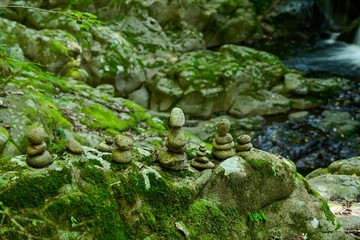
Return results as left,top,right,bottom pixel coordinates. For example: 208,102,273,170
66,138,83,154
211,118,235,160
235,134,253,152
112,135,133,163
26,128,53,168
97,136,114,153
158,107,187,170
191,143,215,169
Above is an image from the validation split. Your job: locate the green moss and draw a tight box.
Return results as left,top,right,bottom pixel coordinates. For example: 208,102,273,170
0,168,72,210
81,102,132,132
184,199,248,239
248,158,270,170
320,198,336,225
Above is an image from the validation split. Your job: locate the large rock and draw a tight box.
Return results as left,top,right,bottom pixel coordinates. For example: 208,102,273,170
307,156,360,238
202,149,297,212
0,145,348,239
147,45,286,118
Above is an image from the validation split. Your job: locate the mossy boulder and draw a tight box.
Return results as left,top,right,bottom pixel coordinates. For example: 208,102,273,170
0,145,347,239
147,45,287,118
201,149,297,213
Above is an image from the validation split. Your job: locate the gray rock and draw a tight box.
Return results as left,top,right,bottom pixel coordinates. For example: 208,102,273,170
308,175,360,201
169,107,185,128
235,143,253,152
284,73,308,95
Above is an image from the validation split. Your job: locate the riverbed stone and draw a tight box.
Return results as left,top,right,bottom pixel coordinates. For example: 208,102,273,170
27,128,45,145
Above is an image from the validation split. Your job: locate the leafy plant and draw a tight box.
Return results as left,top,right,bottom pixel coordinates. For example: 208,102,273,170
0,3,103,31
247,210,268,223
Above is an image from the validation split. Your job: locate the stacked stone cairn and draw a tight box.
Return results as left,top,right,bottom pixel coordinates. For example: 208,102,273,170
112,135,133,163
66,138,83,154
211,118,235,160
191,143,215,169
235,134,253,152
26,128,53,168
158,107,188,170
97,136,114,153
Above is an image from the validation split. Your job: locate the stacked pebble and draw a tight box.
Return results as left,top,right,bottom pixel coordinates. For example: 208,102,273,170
66,138,83,154
26,128,53,168
112,135,133,163
98,136,114,153
211,118,235,160
158,107,188,170
235,134,253,152
191,143,215,169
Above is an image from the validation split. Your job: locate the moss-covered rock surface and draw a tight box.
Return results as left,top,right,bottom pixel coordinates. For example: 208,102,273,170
0,147,348,239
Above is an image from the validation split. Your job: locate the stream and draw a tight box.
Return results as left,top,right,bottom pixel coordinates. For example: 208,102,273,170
255,27,360,174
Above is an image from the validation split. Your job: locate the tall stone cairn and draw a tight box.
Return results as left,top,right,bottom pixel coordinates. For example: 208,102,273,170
211,118,235,160
158,107,188,170
26,127,53,168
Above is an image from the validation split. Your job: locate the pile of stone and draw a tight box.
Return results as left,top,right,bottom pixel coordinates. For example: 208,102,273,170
158,107,188,170
26,128,53,168
235,134,253,152
97,136,114,152
211,118,235,160
112,135,133,163
190,143,214,169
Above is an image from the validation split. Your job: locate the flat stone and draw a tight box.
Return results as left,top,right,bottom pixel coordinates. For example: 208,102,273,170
115,135,133,151
97,141,113,153
66,138,83,154
236,134,251,144
195,150,206,157
112,149,132,163
212,139,235,150
215,134,233,145
26,150,53,168
158,148,187,170
27,128,45,145
235,143,253,152
191,160,215,170
27,142,46,156
195,156,210,163
212,148,236,160
169,107,185,128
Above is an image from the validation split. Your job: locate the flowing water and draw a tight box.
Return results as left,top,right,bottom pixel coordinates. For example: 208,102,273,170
256,16,360,174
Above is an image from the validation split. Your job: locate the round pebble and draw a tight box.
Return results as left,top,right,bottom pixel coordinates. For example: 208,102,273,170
169,107,185,128
66,138,83,154
27,128,45,145
217,118,231,136
115,135,133,151
237,134,251,145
